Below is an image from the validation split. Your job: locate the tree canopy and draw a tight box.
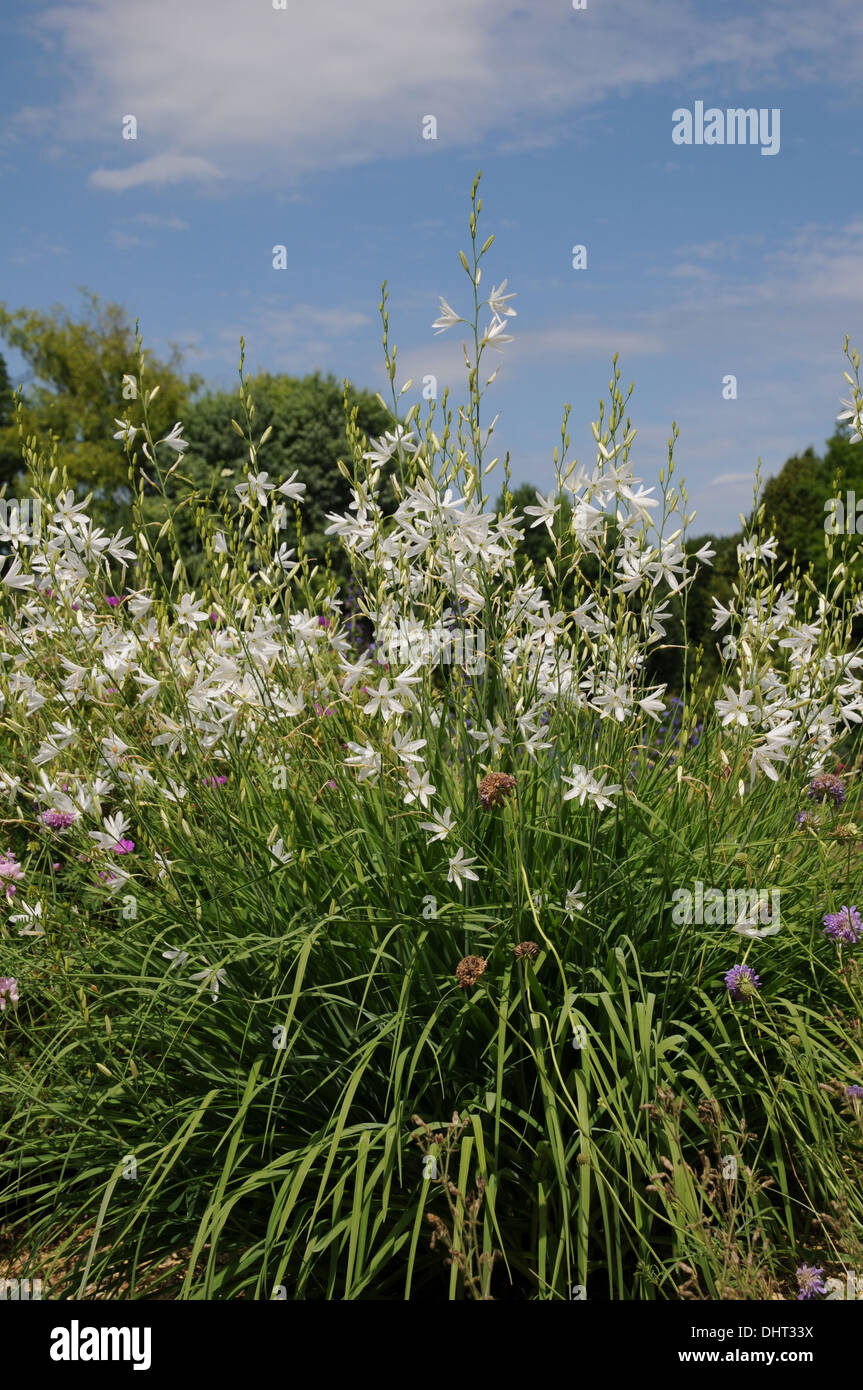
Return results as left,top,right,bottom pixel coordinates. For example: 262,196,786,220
0,291,194,503
176,370,392,573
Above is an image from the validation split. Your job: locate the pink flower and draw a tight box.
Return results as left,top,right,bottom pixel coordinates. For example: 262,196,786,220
113,839,135,854
0,854,23,900
0,977,19,1011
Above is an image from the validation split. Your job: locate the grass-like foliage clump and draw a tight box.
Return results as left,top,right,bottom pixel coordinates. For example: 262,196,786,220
1,180,863,1300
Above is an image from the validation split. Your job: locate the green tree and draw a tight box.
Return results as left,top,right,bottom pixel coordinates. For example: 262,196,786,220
676,424,863,691
0,349,20,487
0,350,12,427
0,291,197,509
497,482,557,573
679,532,740,690
759,428,863,587
165,371,393,580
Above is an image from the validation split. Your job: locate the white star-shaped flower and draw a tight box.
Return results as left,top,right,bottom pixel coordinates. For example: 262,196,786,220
447,848,479,890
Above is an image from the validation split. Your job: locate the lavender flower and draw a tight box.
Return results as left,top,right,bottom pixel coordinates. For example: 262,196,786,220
725,963,761,1000
844,1084,863,1101
808,773,846,806
0,977,19,1011
40,809,76,832
796,1264,827,1300
823,905,862,945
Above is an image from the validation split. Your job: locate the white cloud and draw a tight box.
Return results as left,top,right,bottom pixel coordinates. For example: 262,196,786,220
709,472,760,487
109,229,144,250
512,323,666,363
9,236,68,266
211,302,374,375
20,0,863,189
108,213,190,248
259,305,370,333
127,213,190,231
88,154,224,190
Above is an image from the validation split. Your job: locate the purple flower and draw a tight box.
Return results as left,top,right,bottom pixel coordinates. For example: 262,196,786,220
113,839,135,855
845,1084,863,1101
725,963,761,1000
796,810,815,827
0,977,19,1011
823,905,862,945
106,595,120,607
40,808,76,832
808,773,845,806
796,1264,827,1300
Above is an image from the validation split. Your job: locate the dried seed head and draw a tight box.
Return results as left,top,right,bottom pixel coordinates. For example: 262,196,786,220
478,771,517,810
455,954,488,989
513,940,539,961
697,1096,723,1132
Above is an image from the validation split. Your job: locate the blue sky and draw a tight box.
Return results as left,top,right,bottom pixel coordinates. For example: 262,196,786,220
2,0,863,533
